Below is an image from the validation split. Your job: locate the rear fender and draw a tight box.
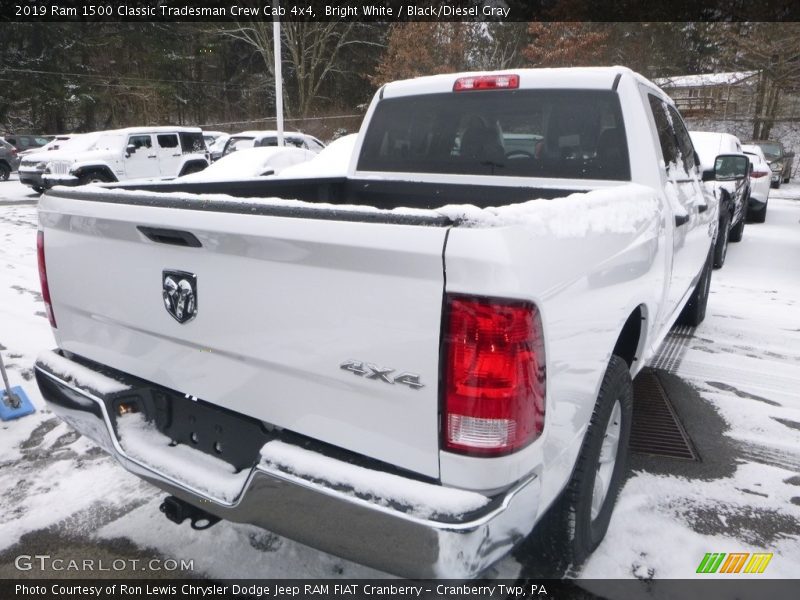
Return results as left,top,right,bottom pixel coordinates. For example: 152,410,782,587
178,158,209,176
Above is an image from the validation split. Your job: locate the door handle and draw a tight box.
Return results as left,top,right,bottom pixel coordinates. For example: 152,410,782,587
697,204,708,213
675,214,690,227
147,155,157,159
171,153,181,157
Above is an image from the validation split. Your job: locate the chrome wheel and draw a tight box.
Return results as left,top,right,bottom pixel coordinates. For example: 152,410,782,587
591,399,622,521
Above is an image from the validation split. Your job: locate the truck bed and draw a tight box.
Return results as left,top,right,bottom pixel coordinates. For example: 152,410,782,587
110,176,581,211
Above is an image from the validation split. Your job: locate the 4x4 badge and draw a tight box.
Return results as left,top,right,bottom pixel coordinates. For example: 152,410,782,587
162,270,197,323
340,360,424,389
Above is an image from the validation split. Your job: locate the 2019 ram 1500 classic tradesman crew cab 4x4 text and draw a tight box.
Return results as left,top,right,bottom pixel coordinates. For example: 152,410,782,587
34,68,746,578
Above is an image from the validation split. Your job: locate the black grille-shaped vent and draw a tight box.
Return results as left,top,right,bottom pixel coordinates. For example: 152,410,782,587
631,370,698,461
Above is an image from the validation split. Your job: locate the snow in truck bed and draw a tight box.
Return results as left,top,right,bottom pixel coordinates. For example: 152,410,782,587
51,182,659,235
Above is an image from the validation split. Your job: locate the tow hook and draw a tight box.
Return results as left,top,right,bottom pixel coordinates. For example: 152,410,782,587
159,496,221,530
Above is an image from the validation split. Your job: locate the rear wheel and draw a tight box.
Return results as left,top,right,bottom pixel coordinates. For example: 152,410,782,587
679,250,713,327
0,163,10,181
728,213,745,243
542,356,633,571
749,201,768,224
713,209,730,269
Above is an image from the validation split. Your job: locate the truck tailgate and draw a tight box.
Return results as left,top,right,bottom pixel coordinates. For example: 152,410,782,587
39,192,449,477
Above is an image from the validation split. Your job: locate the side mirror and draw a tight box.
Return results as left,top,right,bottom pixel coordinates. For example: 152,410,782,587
125,144,137,157
714,154,749,181
785,150,795,159
702,169,716,182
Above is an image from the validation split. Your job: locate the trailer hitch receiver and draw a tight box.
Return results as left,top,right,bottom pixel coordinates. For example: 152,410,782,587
159,496,221,530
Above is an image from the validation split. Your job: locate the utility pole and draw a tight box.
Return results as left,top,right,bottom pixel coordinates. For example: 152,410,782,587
273,0,284,146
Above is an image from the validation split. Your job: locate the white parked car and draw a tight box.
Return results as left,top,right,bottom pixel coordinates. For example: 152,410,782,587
18,133,102,192
742,144,771,223
206,132,230,162
276,134,358,179
178,147,316,182
222,130,325,157
41,126,209,188
36,67,748,578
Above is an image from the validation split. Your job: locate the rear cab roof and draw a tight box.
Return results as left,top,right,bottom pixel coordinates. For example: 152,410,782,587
382,66,669,100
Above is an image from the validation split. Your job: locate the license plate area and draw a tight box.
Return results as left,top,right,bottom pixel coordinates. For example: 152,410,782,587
110,387,271,472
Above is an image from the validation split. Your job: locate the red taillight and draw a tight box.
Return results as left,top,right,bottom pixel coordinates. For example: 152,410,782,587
37,230,56,328
453,74,520,92
751,171,769,178
442,295,545,456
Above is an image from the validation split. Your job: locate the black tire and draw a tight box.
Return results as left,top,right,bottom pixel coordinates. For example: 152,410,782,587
0,163,10,181
78,170,112,186
679,250,713,327
713,209,730,269
784,176,790,184
749,201,767,224
771,179,781,189
543,356,633,571
728,213,745,243
32,186,45,194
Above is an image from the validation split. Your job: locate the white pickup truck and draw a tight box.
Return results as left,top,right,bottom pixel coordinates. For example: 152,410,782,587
34,68,747,578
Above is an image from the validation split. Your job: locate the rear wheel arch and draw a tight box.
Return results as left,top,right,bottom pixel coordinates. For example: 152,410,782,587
612,305,647,370
179,159,208,176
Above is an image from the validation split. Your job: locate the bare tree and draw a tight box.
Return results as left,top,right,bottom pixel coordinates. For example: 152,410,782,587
220,21,379,118
716,23,800,139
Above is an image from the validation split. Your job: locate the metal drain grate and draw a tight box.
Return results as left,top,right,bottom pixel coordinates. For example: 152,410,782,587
631,370,698,460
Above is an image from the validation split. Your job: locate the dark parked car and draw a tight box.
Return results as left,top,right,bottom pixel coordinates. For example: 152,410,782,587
0,138,20,181
4,133,52,153
690,131,750,269
745,140,795,188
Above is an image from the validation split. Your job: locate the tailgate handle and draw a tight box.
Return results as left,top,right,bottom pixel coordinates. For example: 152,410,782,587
138,226,202,248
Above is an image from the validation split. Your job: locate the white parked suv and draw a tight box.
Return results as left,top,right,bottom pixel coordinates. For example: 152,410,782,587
42,127,209,188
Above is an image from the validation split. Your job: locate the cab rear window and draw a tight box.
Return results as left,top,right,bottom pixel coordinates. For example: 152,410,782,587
358,89,630,181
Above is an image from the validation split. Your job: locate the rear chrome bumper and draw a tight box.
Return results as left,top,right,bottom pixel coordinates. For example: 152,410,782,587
34,352,540,579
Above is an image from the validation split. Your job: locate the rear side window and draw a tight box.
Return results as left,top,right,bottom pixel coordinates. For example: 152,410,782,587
306,137,325,151
179,132,205,154
224,137,255,155
358,89,630,180
647,95,679,169
285,137,306,149
649,96,701,176
157,134,179,148
666,105,697,171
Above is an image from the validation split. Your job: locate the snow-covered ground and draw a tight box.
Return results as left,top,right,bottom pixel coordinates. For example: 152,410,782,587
1,174,798,582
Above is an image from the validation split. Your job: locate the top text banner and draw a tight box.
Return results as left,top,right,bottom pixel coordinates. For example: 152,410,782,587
4,0,800,22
